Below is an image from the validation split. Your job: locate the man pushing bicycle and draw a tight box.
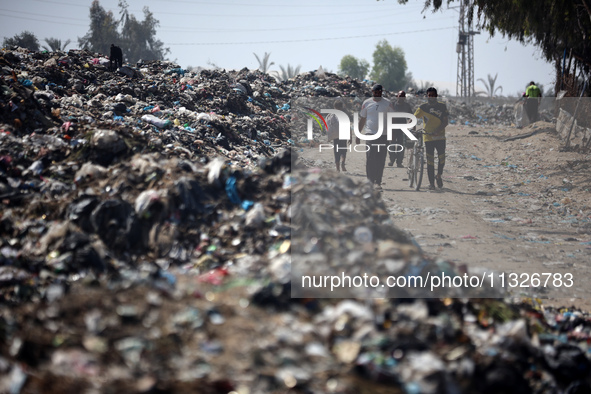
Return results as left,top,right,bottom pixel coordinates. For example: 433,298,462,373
413,87,449,191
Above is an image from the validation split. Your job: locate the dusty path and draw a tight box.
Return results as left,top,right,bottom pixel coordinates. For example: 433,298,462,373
300,122,591,307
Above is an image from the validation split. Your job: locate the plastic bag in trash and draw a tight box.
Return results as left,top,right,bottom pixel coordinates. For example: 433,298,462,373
141,114,171,129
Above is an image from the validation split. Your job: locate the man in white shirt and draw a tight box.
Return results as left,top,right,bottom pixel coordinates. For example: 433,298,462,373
356,84,393,191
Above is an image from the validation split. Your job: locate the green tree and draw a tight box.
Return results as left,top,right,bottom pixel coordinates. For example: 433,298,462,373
253,52,275,73
2,31,40,51
369,40,409,92
78,0,169,63
394,0,591,94
117,1,169,63
78,0,120,56
476,73,503,97
338,55,370,80
43,37,72,52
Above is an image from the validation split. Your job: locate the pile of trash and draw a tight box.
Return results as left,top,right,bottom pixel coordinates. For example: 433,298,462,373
445,99,523,126
1,47,591,393
1,47,535,143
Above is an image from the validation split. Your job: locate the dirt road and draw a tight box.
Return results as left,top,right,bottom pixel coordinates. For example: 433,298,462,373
300,122,591,307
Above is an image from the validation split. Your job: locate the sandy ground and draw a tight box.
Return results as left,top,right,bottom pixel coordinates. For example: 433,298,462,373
300,121,591,309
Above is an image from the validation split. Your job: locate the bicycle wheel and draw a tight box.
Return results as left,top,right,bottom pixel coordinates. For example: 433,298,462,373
415,150,424,191
407,150,415,188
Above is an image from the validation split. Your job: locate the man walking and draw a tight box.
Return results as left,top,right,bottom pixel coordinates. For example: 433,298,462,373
357,84,392,191
388,90,413,168
413,87,448,191
525,81,542,122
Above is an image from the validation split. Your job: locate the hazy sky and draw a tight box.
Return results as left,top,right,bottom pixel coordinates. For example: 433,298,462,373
1,0,555,96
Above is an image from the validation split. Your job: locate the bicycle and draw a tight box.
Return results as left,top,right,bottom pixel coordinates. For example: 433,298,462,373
407,130,426,191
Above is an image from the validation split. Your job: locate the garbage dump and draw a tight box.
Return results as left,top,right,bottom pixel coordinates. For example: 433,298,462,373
0,47,590,393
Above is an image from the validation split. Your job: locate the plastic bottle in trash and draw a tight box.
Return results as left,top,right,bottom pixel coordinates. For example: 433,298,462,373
141,114,171,129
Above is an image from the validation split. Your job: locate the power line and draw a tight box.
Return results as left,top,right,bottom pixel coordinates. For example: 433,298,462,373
15,2,410,19
30,0,88,8
165,26,457,45
28,0,419,8
114,0,425,9
0,5,453,35
159,16,455,33
0,12,87,27
156,4,452,33
0,8,84,22
151,5,418,18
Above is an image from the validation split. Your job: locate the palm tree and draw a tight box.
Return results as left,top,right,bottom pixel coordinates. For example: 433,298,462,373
43,37,71,52
253,52,275,73
476,73,503,97
273,64,301,82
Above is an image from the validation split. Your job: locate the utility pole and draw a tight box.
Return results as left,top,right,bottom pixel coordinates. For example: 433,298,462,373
455,0,479,98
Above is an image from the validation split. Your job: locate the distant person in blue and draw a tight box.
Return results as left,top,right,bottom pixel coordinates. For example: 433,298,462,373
110,44,123,71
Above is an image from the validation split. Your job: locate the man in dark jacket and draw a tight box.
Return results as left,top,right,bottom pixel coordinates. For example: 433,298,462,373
388,90,413,167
